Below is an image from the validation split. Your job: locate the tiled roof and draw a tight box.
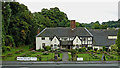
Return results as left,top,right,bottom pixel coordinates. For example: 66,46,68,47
89,29,118,46
37,27,92,37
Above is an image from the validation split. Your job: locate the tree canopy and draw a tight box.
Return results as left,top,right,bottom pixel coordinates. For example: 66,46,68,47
2,2,120,47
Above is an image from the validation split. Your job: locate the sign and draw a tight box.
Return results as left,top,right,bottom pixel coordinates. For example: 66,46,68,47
77,57,83,61
17,57,37,61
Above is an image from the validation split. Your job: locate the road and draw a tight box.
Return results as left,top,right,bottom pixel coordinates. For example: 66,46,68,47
1,61,120,68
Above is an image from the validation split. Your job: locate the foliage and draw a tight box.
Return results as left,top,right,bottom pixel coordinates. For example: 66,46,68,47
88,47,93,50
116,29,120,55
78,47,86,52
94,48,98,51
103,46,106,51
44,46,51,51
81,47,86,52
70,49,77,55
110,44,118,52
5,35,15,47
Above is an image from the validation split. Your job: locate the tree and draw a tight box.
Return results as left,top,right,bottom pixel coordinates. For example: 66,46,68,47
5,35,15,47
116,29,120,55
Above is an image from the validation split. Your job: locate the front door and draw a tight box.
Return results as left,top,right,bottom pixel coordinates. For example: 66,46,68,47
68,46,70,49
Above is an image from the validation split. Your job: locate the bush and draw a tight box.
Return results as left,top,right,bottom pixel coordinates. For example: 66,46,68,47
99,49,103,52
5,35,15,47
97,50,100,54
70,49,77,54
81,47,86,52
6,46,11,51
89,50,96,53
103,46,106,51
44,46,51,51
94,48,98,51
2,46,7,53
88,47,93,50
78,48,82,52
2,46,11,52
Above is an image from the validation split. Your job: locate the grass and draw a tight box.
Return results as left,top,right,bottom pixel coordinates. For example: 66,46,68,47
2,45,62,61
76,53,119,61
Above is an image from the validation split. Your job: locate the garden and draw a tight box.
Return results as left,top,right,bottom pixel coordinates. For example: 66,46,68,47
1,44,119,61
1,45,63,61
68,46,119,61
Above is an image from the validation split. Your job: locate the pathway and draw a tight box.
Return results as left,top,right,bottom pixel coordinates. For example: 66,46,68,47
62,52,68,62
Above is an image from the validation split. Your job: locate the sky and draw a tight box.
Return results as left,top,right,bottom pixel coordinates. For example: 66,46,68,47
17,0,119,23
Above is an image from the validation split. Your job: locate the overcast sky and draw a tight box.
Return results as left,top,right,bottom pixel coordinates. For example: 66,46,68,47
17,0,119,23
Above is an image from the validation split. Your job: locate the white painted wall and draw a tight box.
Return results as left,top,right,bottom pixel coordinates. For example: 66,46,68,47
51,36,60,49
36,37,51,50
36,37,41,50
73,36,81,45
93,46,102,50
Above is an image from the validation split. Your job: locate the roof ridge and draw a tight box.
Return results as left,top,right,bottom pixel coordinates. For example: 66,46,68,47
84,28,93,36
36,27,47,37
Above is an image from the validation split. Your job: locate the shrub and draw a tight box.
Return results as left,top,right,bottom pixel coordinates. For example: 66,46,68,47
97,50,100,54
103,46,106,51
5,35,15,47
66,49,71,52
6,46,11,51
81,47,86,52
2,46,7,53
99,49,103,52
89,50,94,53
78,48,82,52
44,46,51,51
88,47,93,50
70,49,77,54
94,48,98,51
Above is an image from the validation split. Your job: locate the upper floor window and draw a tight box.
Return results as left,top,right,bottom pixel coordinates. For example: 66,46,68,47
108,36,117,39
54,39,56,43
42,37,45,40
76,39,78,43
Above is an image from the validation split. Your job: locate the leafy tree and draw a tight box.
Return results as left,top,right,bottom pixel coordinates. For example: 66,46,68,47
116,29,120,55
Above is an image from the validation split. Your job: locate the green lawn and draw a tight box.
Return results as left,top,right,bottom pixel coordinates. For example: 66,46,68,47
76,53,119,61
2,46,62,61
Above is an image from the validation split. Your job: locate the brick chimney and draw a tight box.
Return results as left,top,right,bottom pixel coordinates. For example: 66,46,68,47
70,20,76,29
37,28,40,34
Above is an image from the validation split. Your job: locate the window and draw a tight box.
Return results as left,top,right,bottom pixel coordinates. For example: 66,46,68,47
76,45,79,48
51,45,53,47
42,37,45,40
108,36,117,39
54,39,56,43
54,44,57,49
76,39,78,43
42,43,45,48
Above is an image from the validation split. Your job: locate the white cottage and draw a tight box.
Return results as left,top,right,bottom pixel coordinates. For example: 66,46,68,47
36,20,118,50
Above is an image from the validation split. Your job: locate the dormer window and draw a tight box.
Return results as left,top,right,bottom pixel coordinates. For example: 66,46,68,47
108,36,117,39
42,37,45,40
